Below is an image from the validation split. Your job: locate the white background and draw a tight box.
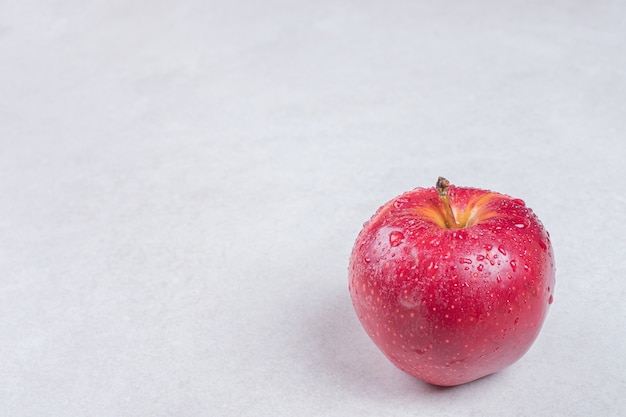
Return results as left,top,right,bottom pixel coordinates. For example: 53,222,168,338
2,1,625,416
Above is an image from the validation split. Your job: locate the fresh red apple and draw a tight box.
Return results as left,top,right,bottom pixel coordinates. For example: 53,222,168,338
348,177,555,386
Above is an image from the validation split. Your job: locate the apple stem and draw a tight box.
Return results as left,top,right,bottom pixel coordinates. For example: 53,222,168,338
436,177,458,229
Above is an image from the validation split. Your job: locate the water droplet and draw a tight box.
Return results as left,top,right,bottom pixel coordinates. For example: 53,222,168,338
496,274,502,283
548,295,554,304
485,244,493,251
364,257,371,263
515,223,526,229
498,246,507,256
477,264,484,272
459,258,472,264
476,254,485,261
538,240,547,250
512,198,526,206
389,231,405,247
514,317,520,325
510,260,517,272
523,264,530,272
393,197,409,209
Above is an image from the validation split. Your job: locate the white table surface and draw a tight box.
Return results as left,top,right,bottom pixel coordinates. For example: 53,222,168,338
2,1,625,416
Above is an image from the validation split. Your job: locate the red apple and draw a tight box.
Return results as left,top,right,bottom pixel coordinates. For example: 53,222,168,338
348,177,555,386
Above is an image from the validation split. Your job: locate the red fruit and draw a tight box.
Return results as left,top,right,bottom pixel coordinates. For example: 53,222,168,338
348,177,555,386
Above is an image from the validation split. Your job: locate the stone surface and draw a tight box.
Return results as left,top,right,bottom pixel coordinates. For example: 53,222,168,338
1,1,625,416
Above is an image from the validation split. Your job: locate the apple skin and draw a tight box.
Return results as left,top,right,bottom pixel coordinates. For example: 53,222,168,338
348,183,555,386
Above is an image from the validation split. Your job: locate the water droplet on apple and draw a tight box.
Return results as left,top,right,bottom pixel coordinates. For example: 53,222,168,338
459,258,472,264
389,231,405,247
485,244,493,251
515,223,526,228
548,295,554,304
512,198,526,206
510,260,517,272
514,317,520,325
476,254,485,261
364,257,371,263
538,240,547,250
498,246,507,256
477,264,484,272
496,275,502,283
393,197,409,209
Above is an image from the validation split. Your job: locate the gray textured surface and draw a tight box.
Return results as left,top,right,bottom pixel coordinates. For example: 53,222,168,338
2,1,625,416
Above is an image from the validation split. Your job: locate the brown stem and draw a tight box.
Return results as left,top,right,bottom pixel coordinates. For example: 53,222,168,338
436,177,458,228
